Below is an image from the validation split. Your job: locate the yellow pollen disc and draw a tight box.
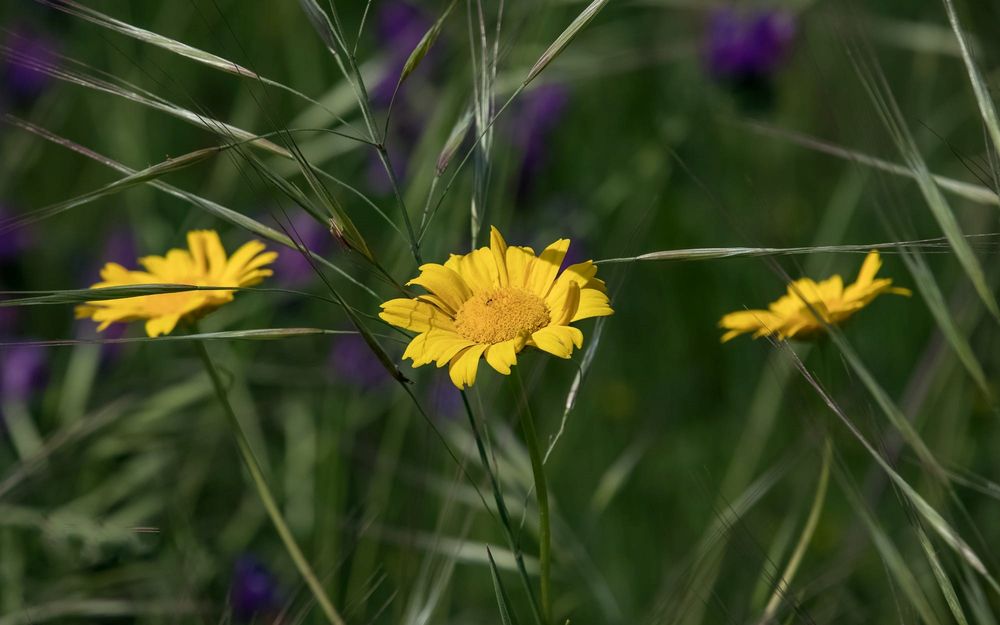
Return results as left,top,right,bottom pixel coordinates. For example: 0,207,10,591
454,287,550,344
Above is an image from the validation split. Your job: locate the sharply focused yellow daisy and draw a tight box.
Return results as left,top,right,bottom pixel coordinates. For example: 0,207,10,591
76,230,277,337
380,227,613,388
719,250,910,342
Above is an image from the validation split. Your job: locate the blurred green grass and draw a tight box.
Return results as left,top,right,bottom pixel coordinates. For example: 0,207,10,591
3,0,1000,624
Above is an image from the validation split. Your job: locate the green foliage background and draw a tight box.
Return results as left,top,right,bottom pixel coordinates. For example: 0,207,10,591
3,1,1000,624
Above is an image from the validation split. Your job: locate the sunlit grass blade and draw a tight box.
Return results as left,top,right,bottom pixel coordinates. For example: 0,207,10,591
738,121,999,207
1,328,367,348
523,0,612,86
594,235,1000,264
850,45,1000,320
546,317,607,462
37,0,359,131
0,147,219,235
1,114,380,299
397,0,458,88
487,547,521,625
896,247,991,400
916,526,970,625
279,138,376,263
780,339,997,592
835,465,944,625
297,0,421,262
419,106,474,240
0,45,290,157
663,456,796,624
940,0,1000,167
758,439,831,624
0,598,199,625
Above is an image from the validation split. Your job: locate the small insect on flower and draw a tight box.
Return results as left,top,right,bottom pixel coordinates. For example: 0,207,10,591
719,250,911,342
76,230,277,338
380,227,613,389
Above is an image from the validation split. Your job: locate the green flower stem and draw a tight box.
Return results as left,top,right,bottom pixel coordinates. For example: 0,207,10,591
193,339,346,625
460,390,545,625
514,370,552,624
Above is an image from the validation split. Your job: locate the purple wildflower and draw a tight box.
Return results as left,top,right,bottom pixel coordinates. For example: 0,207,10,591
0,309,15,337
427,377,462,420
1,343,48,402
272,212,331,286
367,2,441,196
100,228,137,267
511,84,570,199
0,203,31,261
229,555,280,623
329,334,389,390
371,1,434,107
2,28,58,107
704,8,796,83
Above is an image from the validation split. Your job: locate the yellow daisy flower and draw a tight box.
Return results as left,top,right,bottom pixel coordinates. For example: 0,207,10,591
76,230,277,337
719,250,911,342
380,226,614,389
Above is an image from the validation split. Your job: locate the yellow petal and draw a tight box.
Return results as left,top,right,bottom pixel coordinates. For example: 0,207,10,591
855,251,881,287
407,263,473,314
401,329,472,367
448,344,488,388
484,338,519,375
505,246,535,290
525,238,570,298
187,230,228,276
432,336,478,367
227,240,267,271
718,309,783,342
816,275,843,301
549,281,580,325
380,298,456,333
530,325,582,358
454,247,500,294
571,287,613,322
145,314,181,337
490,226,509,287
545,261,599,310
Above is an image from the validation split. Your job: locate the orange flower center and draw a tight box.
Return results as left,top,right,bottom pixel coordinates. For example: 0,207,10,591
454,287,549,344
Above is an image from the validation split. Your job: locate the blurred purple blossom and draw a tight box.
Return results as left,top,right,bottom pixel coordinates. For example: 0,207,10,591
1,343,48,402
365,145,409,196
229,555,280,623
511,84,570,199
0,309,16,337
100,228,137,267
367,1,441,196
329,334,389,390
0,203,31,261
2,28,58,107
273,212,331,286
371,1,435,107
427,377,462,420
703,8,796,83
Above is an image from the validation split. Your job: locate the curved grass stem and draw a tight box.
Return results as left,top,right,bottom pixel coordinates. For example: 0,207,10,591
460,390,545,625
514,370,552,624
193,339,346,625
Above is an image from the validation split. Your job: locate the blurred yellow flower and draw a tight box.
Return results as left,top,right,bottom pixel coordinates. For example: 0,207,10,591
381,226,613,389
719,250,910,342
76,230,277,337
